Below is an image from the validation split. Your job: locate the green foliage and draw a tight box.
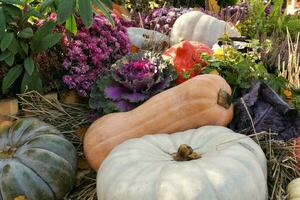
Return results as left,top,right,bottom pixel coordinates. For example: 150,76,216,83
0,2,61,94
0,0,113,97
116,0,237,12
202,39,288,99
240,0,300,40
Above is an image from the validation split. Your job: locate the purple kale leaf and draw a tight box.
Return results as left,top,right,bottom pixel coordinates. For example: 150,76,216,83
229,81,300,140
89,51,177,115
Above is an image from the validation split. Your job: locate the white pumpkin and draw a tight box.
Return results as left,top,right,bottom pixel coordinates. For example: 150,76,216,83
287,178,300,200
97,126,267,200
127,27,170,50
170,11,241,47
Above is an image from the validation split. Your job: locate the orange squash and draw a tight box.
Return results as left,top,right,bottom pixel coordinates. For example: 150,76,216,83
84,74,234,170
163,41,213,84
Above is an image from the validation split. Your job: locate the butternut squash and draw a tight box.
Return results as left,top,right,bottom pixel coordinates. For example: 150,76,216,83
84,74,234,170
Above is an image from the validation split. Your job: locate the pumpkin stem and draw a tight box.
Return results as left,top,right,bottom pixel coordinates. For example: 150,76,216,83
172,144,201,161
217,89,232,109
0,146,16,159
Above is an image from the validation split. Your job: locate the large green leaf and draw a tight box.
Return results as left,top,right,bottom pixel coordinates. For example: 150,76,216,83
34,33,62,52
24,57,35,76
18,28,34,39
0,8,6,37
21,70,43,93
57,0,75,24
0,0,24,6
92,0,114,26
8,36,21,55
2,64,23,94
0,51,11,61
19,41,29,55
31,21,56,52
78,0,93,28
4,53,14,66
98,0,112,9
2,3,22,18
0,32,14,51
65,15,77,35
40,0,55,12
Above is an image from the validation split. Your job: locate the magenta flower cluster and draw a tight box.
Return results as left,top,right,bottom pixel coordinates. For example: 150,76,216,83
63,14,131,97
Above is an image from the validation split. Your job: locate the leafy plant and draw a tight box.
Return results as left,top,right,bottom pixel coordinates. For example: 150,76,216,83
202,39,288,99
63,14,130,97
90,51,177,115
0,1,62,94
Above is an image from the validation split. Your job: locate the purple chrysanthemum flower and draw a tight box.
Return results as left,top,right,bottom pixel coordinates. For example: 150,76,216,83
63,14,131,97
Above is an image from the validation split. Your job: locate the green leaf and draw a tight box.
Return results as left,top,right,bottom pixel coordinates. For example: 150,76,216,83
18,27,34,38
8,37,21,55
4,53,14,66
34,33,62,52
20,41,28,55
98,0,112,9
78,0,93,28
65,15,77,35
0,32,14,51
21,70,42,93
40,0,55,12
23,9,44,21
2,64,23,94
31,21,56,52
0,51,11,61
0,0,25,6
24,57,35,76
92,0,114,26
0,8,6,36
57,0,75,24
3,3,22,18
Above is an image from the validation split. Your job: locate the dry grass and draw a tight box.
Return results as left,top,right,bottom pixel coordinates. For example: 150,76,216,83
278,29,300,89
17,91,300,200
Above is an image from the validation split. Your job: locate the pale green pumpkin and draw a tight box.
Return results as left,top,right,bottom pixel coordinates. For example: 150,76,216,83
97,126,267,200
0,118,77,200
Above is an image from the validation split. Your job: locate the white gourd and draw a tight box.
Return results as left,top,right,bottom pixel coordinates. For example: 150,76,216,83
288,178,300,200
97,126,267,200
170,11,241,47
127,27,169,50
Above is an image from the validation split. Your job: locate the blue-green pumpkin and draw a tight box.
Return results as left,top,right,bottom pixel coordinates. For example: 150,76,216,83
0,118,77,200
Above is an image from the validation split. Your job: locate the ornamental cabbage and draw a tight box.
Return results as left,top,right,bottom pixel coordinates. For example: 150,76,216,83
90,52,177,114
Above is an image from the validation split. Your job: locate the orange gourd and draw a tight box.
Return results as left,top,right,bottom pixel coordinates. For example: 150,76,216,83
84,74,234,170
164,41,213,84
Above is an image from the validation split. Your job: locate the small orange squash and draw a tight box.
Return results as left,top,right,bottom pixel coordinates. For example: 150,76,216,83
84,74,234,170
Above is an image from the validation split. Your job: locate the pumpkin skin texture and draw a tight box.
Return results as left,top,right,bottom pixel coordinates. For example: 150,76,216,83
97,126,268,200
170,11,240,47
0,118,77,200
84,74,234,170
287,178,300,200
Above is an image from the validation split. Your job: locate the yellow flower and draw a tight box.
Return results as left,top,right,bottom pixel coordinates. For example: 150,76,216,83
214,48,225,60
283,88,293,99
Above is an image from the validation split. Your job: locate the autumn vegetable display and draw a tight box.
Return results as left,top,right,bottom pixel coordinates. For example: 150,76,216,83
97,126,267,200
0,118,77,200
85,74,233,170
0,0,300,199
